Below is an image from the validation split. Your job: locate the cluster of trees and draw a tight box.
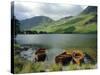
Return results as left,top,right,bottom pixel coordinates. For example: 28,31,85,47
19,31,48,34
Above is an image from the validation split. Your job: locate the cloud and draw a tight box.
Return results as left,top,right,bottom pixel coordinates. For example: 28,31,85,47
14,2,87,20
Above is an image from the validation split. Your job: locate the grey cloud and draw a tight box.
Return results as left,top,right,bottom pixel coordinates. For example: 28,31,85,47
14,3,32,13
14,3,33,20
39,4,83,20
14,2,85,20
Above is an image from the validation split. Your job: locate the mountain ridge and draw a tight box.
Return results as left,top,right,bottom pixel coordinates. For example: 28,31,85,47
19,6,97,33
20,16,54,31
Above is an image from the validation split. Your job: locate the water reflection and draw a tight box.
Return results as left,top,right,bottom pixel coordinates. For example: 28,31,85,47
16,34,97,48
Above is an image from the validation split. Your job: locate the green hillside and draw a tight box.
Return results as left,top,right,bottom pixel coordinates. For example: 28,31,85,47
31,13,97,33
19,6,97,34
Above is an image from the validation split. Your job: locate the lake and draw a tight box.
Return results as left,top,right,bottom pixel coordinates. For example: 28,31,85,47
16,34,97,48
15,34,97,62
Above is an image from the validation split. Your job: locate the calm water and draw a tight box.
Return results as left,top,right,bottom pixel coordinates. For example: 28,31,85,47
15,34,97,62
16,34,97,48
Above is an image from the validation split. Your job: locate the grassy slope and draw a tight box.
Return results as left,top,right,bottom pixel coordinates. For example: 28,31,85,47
31,13,97,33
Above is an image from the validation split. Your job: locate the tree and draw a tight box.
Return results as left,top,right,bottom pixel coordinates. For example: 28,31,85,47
39,31,47,34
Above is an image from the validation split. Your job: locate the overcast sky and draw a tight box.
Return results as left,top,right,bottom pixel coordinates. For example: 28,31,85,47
14,2,87,20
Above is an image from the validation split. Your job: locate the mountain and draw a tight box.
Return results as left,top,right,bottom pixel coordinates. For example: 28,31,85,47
19,6,97,34
20,16,53,31
82,6,97,14
31,6,97,33
59,16,73,21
